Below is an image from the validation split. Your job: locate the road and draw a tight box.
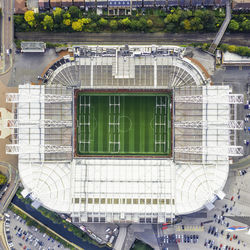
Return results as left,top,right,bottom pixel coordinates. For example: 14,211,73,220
15,32,250,46
0,0,14,73
230,155,250,170
0,162,19,213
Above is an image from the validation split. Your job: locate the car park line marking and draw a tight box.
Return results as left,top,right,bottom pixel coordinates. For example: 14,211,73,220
176,225,204,232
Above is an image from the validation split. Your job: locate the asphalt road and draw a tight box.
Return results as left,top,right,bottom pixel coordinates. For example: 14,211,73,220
0,162,19,213
1,0,14,73
15,32,250,46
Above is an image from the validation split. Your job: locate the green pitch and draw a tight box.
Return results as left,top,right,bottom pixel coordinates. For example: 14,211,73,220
76,92,171,156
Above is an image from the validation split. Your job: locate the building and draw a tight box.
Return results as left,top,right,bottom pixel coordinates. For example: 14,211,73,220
232,0,250,9
14,0,28,14
6,45,243,224
21,42,46,53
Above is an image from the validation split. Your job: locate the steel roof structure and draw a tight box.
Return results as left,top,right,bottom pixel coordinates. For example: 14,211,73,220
6,45,243,224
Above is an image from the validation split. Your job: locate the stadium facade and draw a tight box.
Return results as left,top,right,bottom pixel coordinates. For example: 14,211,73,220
6,45,244,224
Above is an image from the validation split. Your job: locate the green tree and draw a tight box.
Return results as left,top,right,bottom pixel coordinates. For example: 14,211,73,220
24,10,35,27
69,6,80,19
79,18,91,25
165,23,176,32
63,12,71,19
241,19,250,31
120,17,131,28
53,7,62,17
98,18,108,27
0,173,7,185
164,13,180,24
228,45,236,53
182,19,191,30
138,18,147,31
130,20,139,31
109,20,118,30
202,43,209,50
72,20,83,31
63,19,71,26
228,20,239,31
147,19,153,28
202,10,216,32
190,17,203,31
42,15,54,30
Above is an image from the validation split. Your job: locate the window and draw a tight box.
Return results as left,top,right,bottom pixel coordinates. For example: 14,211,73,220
133,199,138,204
159,199,165,204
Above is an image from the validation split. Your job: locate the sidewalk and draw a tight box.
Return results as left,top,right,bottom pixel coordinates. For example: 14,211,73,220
0,216,9,250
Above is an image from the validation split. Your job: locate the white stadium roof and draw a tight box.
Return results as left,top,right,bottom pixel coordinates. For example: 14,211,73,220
6,45,243,224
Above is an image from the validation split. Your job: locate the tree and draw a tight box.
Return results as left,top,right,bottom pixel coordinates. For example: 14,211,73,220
202,43,209,50
79,18,91,25
0,173,7,185
69,6,81,19
53,7,62,17
164,13,180,24
98,18,108,27
165,23,176,32
228,45,236,53
72,20,83,31
182,19,191,31
241,19,250,31
63,19,71,26
130,20,139,31
190,17,203,31
120,17,131,28
42,15,54,30
63,12,71,19
109,20,118,30
24,10,35,27
138,18,147,31
202,10,216,32
228,20,239,31
220,43,229,52
147,19,153,28
24,10,35,22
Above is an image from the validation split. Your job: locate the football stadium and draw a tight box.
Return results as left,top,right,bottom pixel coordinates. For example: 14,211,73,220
6,45,244,224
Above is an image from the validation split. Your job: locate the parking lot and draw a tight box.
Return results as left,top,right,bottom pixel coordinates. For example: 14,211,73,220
156,169,250,250
4,210,68,250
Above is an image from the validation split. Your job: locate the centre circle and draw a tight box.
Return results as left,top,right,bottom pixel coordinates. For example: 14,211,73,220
119,116,132,133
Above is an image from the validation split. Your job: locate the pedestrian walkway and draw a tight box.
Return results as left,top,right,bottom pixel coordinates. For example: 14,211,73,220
0,215,9,250
209,0,231,53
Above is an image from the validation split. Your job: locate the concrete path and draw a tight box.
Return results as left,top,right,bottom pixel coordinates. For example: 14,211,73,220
114,225,127,250
230,155,250,170
209,0,231,53
0,162,19,213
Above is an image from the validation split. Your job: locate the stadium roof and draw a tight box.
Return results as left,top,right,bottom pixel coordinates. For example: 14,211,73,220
7,45,243,224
